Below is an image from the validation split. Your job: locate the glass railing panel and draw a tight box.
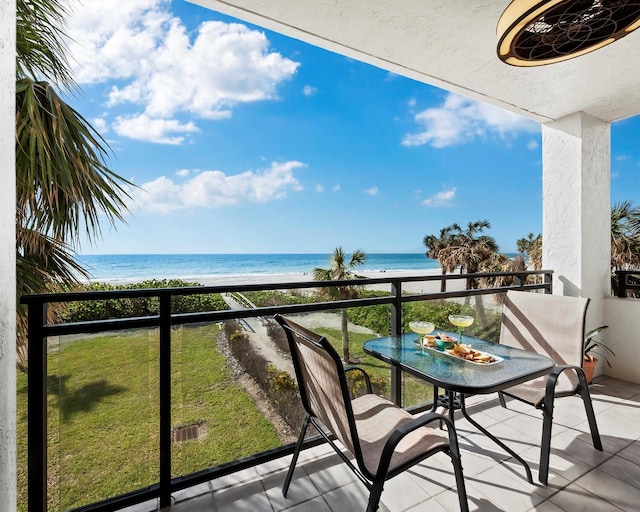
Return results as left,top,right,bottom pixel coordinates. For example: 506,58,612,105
56,328,157,510
171,320,284,478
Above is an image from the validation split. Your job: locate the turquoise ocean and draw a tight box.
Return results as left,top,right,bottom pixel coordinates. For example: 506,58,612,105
76,253,441,282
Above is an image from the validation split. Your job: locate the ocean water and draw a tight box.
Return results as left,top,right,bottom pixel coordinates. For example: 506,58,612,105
76,253,440,282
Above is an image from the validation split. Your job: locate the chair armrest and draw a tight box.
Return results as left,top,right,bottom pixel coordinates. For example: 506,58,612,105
344,366,373,394
543,364,590,410
377,411,455,478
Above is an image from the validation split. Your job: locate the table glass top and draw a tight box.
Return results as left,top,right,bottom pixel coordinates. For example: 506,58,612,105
363,332,556,394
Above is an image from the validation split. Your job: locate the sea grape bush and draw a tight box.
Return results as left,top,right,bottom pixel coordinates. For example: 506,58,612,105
60,279,229,322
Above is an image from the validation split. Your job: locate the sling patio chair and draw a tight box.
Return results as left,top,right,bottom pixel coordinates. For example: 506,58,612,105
497,290,603,485
274,314,469,512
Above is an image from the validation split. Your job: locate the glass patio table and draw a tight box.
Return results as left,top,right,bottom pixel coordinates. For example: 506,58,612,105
363,332,556,483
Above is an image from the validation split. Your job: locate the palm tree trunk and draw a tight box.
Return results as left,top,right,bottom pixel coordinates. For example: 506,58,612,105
340,308,350,363
474,294,488,330
440,268,447,293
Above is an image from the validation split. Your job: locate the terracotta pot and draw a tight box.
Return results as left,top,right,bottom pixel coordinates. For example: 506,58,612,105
583,355,597,384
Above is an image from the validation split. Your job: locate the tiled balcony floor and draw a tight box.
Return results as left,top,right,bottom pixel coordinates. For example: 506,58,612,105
127,377,640,511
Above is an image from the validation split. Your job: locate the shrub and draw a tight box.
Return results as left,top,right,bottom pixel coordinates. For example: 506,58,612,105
60,279,228,322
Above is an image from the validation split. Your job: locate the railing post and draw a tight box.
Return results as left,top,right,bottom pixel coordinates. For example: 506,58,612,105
159,295,172,507
390,280,402,406
616,271,626,297
27,302,47,512
544,272,553,294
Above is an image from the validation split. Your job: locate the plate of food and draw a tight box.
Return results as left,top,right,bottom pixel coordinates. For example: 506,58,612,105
443,343,503,365
415,332,458,349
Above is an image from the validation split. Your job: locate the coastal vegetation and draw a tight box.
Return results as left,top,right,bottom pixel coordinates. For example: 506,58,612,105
16,0,132,369
61,279,229,322
313,247,367,363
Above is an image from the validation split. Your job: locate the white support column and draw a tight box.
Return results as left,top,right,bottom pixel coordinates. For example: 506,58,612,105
542,112,611,331
0,1,16,511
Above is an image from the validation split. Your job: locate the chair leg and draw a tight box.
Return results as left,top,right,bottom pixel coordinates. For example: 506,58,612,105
576,370,603,451
498,391,507,408
451,450,469,512
283,414,311,497
538,380,558,486
366,480,384,512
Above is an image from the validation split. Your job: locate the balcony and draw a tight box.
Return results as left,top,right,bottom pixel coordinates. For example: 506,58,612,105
125,376,640,512
20,271,640,511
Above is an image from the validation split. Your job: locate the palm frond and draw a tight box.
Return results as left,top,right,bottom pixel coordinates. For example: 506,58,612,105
16,0,75,87
16,79,134,244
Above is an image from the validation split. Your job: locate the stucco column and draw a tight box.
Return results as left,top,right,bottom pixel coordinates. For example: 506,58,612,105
542,112,611,330
0,0,16,511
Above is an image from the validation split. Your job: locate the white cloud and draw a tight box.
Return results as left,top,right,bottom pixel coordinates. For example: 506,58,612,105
92,116,108,133
363,186,379,196
527,140,539,150
175,169,190,177
332,184,341,192
407,97,416,108
616,154,629,161
133,161,305,212
303,85,318,96
113,114,199,144
66,0,299,142
402,93,539,148
422,187,457,207
315,184,324,192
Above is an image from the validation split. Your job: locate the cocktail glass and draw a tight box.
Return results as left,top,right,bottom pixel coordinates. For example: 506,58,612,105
409,321,435,348
448,315,474,344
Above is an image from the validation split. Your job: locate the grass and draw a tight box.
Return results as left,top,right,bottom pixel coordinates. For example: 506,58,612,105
17,323,280,511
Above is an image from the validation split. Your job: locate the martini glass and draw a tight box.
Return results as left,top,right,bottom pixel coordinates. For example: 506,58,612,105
409,321,435,347
448,315,474,344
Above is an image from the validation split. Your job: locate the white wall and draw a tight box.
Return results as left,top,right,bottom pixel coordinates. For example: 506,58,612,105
0,1,16,510
542,112,611,333
604,297,640,384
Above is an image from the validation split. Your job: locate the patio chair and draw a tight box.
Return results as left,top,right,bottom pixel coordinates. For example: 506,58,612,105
497,290,603,485
274,314,469,512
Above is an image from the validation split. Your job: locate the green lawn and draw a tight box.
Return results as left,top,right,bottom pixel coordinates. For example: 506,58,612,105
17,323,280,511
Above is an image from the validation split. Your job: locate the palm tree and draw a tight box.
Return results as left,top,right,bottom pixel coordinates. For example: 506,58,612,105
313,248,367,363
479,252,527,304
611,200,640,271
15,0,132,369
517,233,542,271
439,220,498,291
423,226,456,292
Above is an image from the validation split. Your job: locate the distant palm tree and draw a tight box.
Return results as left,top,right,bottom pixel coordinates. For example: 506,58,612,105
423,226,456,292
439,220,498,291
16,0,132,369
313,248,367,363
479,252,527,303
611,200,640,271
517,233,542,271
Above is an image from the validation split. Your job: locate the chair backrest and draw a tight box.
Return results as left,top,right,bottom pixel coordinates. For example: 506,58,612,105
274,315,359,457
500,290,589,392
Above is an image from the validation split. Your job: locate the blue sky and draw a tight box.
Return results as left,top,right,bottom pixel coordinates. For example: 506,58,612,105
64,0,640,255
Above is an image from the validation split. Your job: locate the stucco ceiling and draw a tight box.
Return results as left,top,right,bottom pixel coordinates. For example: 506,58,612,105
190,0,640,124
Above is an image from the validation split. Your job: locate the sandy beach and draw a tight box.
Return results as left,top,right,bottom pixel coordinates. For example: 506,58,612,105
191,268,467,294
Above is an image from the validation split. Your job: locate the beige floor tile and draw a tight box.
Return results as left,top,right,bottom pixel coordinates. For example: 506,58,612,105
214,479,272,512
167,493,215,512
574,466,640,510
321,481,385,512
548,482,624,512
262,467,321,511
278,496,332,512
597,454,640,491
617,440,640,465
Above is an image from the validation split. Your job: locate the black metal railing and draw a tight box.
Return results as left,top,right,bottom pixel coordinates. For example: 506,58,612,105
615,270,640,298
22,270,552,512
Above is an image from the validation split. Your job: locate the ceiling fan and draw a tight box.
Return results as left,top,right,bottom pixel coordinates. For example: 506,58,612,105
497,0,640,66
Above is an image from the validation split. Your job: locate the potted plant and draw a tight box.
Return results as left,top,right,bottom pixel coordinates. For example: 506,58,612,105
583,325,615,384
